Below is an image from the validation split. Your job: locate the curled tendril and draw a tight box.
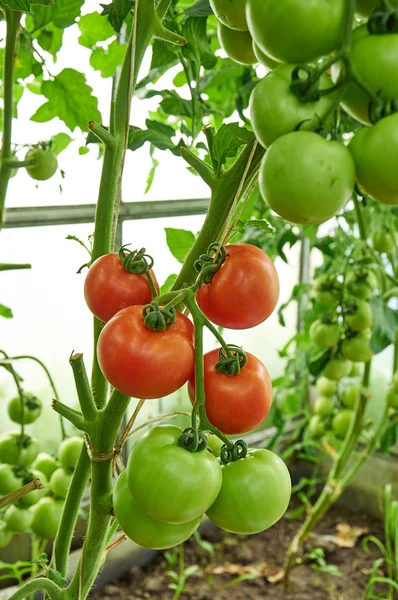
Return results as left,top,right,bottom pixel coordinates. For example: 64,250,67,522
178,428,207,453
142,301,177,332
289,66,321,104
368,8,398,34
194,243,227,286
119,245,154,275
216,345,248,376
220,440,248,464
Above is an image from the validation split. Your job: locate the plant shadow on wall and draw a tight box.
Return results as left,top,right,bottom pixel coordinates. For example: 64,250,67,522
0,0,398,599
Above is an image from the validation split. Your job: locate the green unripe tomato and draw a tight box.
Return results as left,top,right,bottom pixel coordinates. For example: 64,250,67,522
4,506,33,533
386,387,398,409
323,357,353,381
32,453,59,480
341,383,360,409
0,433,39,467
19,470,48,508
0,522,12,549
250,64,338,148
114,471,201,550
58,436,83,470
210,0,248,31
313,396,335,417
350,363,361,377
7,393,42,425
0,464,23,495
259,131,355,225
314,274,342,307
31,497,64,540
252,42,280,69
349,113,398,206
310,320,341,348
345,300,373,332
355,0,398,18
372,232,395,254
206,434,225,458
217,22,256,65
346,270,378,300
206,448,291,534
49,468,72,499
316,377,338,396
127,425,222,525
341,331,373,363
25,148,58,181
308,415,325,437
332,409,354,438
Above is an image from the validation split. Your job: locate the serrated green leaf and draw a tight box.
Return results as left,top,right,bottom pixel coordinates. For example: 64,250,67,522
0,304,13,319
36,24,64,56
212,123,254,167
51,132,72,155
370,297,398,354
100,0,133,33
29,0,84,30
165,228,195,264
1,0,52,10
161,274,177,295
30,68,101,132
145,153,159,194
182,17,217,70
78,12,115,48
127,120,180,155
90,40,126,78
185,0,212,17
136,41,178,91
309,348,333,377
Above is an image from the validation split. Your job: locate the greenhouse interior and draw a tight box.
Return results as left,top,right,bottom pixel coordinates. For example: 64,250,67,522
0,0,397,598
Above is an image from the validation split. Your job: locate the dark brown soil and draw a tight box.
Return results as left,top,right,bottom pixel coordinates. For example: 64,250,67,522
90,505,384,600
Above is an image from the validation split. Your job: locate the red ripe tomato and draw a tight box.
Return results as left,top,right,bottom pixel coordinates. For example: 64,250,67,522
97,305,195,399
196,244,279,329
84,253,159,322
188,349,272,434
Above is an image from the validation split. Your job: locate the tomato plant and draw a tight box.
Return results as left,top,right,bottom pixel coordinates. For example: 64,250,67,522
31,497,64,540
316,377,338,396
19,470,48,507
332,409,354,438
32,453,59,480
259,131,356,225
4,506,33,533
126,425,222,524
0,433,39,467
210,0,248,31
217,22,256,65
0,523,12,550
58,437,84,471
196,244,279,329
98,305,195,399
345,299,373,331
188,349,272,434
314,396,335,417
206,448,291,534
341,331,373,363
49,468,73,500
310,320,341,348
25,148,58,181
323,357,353,381
341,383,361,409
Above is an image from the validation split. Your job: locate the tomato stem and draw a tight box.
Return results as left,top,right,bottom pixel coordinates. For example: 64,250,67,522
69,353,98,422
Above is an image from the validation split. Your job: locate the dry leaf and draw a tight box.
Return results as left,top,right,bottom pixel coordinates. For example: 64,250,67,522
209,562,269,577
311,522,368,549
266,568,284,584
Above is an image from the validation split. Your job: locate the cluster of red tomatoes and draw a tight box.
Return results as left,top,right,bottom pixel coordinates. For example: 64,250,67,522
212,0,398,225
84,242,292,548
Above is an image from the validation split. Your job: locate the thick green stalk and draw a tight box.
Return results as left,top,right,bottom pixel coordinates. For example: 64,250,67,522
65,392,131,600
172,142,265,290
8,578,65,600
0,263,31,271
0,8,21,229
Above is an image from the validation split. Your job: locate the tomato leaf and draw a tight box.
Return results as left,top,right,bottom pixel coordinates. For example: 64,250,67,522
185,0,212,17
1,0,53,10
0,304,13,319
309,348,333,377
182,17,217,70
78,12,115,48
30,68,101,132
101,0,133,33
51,132,72,155
137,42,179,91
90,40,126,78
211,123,254,168
27,0,84,30
127,120,182,156
369,297,398,354
165,228,195,264
278,283,311,327
161,274,177,295
276,229,300,263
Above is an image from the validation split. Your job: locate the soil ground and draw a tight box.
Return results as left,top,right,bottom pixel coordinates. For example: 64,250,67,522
90,505,385,600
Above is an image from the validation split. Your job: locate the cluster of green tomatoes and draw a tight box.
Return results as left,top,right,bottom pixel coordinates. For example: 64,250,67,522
211,0,398,226
0,394,83,549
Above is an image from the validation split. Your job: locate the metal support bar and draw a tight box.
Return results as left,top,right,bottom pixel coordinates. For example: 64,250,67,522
3,198,209,229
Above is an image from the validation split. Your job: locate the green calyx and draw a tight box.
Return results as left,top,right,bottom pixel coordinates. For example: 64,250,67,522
178,428,208,453
220,440,248,464
194,242,227,287
367,8,398,34
215,345,248,376
119,245,154,275
289,66,323,104
142,301,177,332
